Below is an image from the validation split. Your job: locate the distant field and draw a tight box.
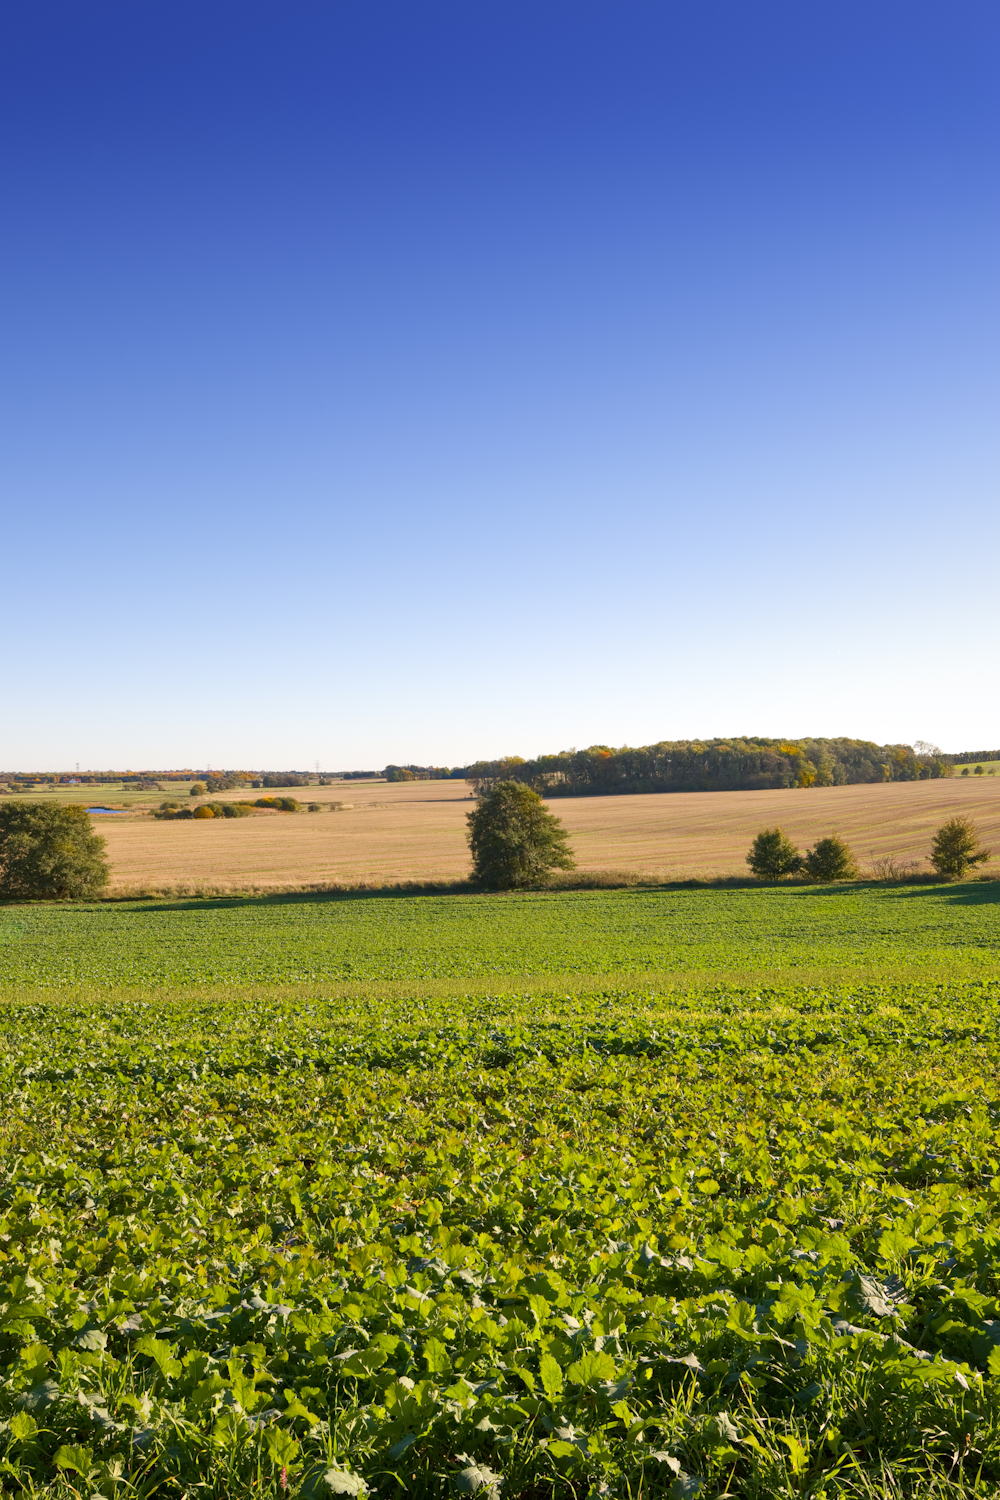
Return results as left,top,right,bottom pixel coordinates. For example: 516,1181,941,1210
68,775,1000,890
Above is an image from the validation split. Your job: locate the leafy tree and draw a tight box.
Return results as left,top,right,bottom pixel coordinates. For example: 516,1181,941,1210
803,834,858,882
0,803,109,901
746,828,802,879
929,817,990,880
467,781,575,889
189,782,207,797
975,764,985,776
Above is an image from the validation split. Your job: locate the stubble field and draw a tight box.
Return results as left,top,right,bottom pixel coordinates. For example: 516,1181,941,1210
79,776,1000,892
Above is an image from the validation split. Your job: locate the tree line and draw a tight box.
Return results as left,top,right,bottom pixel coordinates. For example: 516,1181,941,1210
465,737,961,798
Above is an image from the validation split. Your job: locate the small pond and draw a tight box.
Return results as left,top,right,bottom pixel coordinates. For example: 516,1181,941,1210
86,807,123,814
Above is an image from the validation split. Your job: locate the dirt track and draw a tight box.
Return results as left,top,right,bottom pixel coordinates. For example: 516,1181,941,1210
93,776,1000,890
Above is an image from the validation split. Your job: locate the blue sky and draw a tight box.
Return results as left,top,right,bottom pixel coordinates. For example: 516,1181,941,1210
2,1,997,770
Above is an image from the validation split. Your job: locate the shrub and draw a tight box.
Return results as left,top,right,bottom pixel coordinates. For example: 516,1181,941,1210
803,834,858,882
308,802,322,812
746,828,802,879
194,806,215,819
929,817,990,879
869,853,918,883
189,782,207,797
254,797,301,812
0,803,109,900
961,767,970,776
466,780,575,889
203,802,254,819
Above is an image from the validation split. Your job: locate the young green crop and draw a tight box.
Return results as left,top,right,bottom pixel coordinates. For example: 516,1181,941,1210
1,882,1000,990
1,887,1000,1495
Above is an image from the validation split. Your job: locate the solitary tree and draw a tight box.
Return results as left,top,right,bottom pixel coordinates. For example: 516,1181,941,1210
803,834,858,882
189,782,207,797
929,817,990,880
746,828,802,879
467,780,575,889
0,803,109,901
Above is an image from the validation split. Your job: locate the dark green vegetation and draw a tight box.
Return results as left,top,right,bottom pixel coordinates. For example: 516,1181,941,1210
466,739,954,798
745,832,860,884
0,803,108,902
155,803,256,822
2,887,1000,1495
467,783,576,891
803,837,859,885
745,830,804,882
3,883,1000,991
930,820,991,882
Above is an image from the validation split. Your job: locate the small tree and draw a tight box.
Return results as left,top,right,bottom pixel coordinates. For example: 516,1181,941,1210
746,828,802,879
929,817,990,880
0,803,109,901
804,834,858,882
467,780,575,889
190,782,207,797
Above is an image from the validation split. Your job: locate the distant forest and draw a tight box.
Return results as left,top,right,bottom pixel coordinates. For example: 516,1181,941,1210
465,738,973,798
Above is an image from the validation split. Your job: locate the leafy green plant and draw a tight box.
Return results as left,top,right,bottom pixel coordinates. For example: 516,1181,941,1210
0,802,108,901
746,827,802,879
803,833,859,882
466,780,575,889
190,782,208,797
930,816,990,879
255,796,301,812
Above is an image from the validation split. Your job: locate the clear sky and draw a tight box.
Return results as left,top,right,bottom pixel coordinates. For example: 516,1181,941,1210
2,1,997,771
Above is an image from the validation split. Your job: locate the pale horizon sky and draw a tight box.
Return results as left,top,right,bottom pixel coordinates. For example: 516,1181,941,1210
3,1,998,771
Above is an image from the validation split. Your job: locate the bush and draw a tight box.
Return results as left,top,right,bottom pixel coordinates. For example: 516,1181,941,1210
746,828,803,879
803,834,858,882
193,806,215,819
0,803,109,900
254,796,301,812
466,780,575,889
929,816,990,879
307,802,322,812
189,782,207,797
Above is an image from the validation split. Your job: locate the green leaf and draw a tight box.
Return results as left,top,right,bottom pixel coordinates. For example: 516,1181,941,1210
72,1327,107,1352
566,1350,616,1385
779,1434,809,1475
457,1464,502,1494
539,1351,564,1398
136,1335,182,1378
321,1468,368,1496
54,1444,93,1476
422,1337,451,1373
710,1411,740,1443
726,1302,760,1340
263,1427,300,1467
8,1412,37,1443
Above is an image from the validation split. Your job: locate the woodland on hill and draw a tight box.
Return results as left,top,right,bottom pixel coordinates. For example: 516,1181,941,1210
466,737,958,797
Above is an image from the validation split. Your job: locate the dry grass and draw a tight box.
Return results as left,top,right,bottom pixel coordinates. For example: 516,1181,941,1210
86,775,1000,892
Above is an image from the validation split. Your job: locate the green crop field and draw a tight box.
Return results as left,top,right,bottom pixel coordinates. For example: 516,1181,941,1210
2,885,1000,1498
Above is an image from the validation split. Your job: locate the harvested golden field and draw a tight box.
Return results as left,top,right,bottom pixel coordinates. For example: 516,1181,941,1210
92,775,1000,890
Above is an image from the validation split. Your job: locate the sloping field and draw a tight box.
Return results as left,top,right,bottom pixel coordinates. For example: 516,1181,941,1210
91,776,1000,890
